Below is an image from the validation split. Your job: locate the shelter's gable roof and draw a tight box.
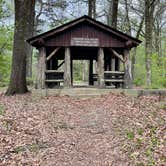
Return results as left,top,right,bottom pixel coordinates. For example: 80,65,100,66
27,15,141,46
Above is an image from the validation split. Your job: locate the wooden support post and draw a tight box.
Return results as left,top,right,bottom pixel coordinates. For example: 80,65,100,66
52,58,58,70
111,56,115,71
104,53,109,71
97,48,105,88
115,57,120,71
50,59,53,70
64,47,71,88
71,58,73,85
36,47,46,89
124,49,132,88
52,59,59,86
93,60,97,74
111,53,116,87
89,59,93,85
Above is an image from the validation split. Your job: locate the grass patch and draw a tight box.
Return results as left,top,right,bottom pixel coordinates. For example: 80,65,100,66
0,104,5,116
13,143,48,154
137,128,144,135
136,138,143,149
159,104,166,110
126,131,135,140
54,122,74,130
13,146,26,154
136,162,145,166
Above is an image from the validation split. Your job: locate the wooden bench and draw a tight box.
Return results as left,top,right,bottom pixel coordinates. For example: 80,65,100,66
93,71,124,88
45,79,64,83
45,70,64,87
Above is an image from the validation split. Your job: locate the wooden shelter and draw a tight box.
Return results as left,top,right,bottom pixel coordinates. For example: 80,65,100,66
27,15,141,89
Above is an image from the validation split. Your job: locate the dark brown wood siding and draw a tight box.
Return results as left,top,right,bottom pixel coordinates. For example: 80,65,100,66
45,22,125,48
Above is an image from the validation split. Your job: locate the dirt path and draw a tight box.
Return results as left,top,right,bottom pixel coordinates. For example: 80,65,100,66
0,93,165,166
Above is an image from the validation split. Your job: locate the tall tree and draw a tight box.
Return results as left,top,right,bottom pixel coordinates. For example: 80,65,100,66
131,13,144,79
26,0,36,78
145,0,156,86
6,0,35,95
88,0,96,18
153,0,166,56
124,0,131,35
108,0,119,28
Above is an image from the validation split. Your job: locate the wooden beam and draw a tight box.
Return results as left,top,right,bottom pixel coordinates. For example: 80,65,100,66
45,70,63,73
64,47,71,87
57,60,65,69
97,48,105,87
45,79,64,82
70,59,73,85
111,56,115,71
36,47,46,89
105,79,124,82
124,49,132,88
46,47,60,61
89,59,93,85
110,48,125,63
115,57,120,71
52,58,58,70
104,71,124,74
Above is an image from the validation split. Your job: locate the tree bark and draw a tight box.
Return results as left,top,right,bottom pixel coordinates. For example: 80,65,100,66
131,13,144,80
124,0,131,35
87,0,96,83
26,0,35,77
108,0,119,28
145,0,156,86
6,0,35,95
88,0,96,19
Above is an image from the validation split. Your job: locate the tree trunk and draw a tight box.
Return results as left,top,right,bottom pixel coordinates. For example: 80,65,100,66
88,0,96,19
145,0,156,86
124,0,131,35
26,0,35,77
26,47,33,77
6,0,35,95
88,0,96,82
108,0,119,28
131,13,144,80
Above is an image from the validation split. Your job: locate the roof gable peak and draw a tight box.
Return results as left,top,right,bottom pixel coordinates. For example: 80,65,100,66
27,15,141,46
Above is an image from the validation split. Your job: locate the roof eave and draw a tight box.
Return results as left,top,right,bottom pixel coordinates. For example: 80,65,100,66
27,15,142,47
